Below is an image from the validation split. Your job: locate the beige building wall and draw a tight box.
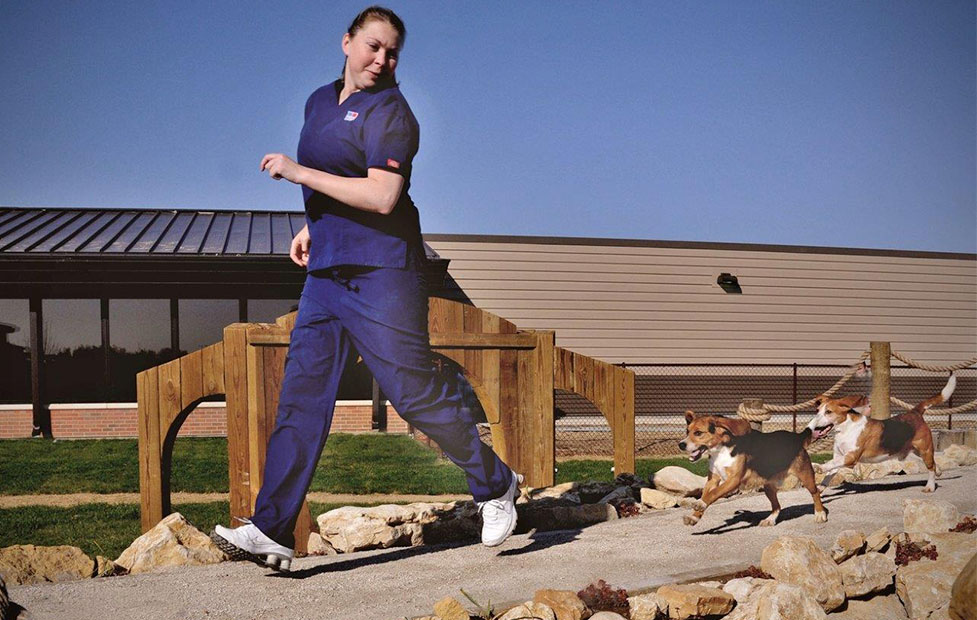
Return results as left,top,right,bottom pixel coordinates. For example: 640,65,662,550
425,235,977,366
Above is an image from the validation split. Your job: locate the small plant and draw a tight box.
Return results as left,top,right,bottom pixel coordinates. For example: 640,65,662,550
895,539,938,566
950,515,977,534
726,565,772,581
577,579,629,616
460,588,494,620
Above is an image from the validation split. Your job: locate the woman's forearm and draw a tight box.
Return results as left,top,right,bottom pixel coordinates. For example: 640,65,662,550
296,166,403,215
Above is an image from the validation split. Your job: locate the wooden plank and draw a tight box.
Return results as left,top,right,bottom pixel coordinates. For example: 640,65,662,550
553,347,573,392
534,331,555,487
430,332,536,349
180,350,204,409
276,310,298,332
223,324,251,524
463,304,483,396
574,355,595,402
870,341,892,420
516,345,533,483
246,327,269,510
613,367,636,475
158,358,183,446
441,299,466,367
480,312,501,424
247,332,291,346
137,368,163,532
201,342,225,394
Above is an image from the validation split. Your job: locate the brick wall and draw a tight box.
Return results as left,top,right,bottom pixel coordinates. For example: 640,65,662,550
0,401,410,440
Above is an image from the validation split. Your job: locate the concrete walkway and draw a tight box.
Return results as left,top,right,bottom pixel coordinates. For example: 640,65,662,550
9,466,977,620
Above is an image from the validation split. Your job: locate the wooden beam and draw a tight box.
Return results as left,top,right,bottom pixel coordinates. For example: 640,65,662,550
137,367,163,531
431,332,537,349
223,324,251,525
870,341,891,419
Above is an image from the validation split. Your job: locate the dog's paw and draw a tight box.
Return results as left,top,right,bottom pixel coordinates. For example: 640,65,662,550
814,510,828,523
690,500,706,512
683,514,700,526
923,485,936,493
759,514,779,527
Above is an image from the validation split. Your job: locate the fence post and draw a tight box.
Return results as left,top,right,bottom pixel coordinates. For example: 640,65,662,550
792,362,798,432
869,342,891,420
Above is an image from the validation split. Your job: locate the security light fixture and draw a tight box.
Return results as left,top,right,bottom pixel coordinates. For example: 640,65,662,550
717,273,742,294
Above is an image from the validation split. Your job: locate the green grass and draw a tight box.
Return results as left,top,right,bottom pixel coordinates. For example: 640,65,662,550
0,500,378,560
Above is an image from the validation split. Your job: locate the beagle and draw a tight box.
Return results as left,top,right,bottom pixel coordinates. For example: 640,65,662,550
678,411,827,527
807,374,954,493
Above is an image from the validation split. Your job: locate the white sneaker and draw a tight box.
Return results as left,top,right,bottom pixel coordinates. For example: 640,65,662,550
211,519,294,572
478,473,523,547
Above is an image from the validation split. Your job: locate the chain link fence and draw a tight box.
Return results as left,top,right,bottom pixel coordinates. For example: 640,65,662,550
554,363,976,459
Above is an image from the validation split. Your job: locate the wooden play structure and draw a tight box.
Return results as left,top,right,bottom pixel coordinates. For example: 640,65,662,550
137,297,634,553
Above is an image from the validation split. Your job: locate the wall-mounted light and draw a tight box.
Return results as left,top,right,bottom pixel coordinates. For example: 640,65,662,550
717,273,742,294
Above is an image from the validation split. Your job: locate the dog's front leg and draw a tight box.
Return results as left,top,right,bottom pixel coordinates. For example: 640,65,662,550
684,467,744,526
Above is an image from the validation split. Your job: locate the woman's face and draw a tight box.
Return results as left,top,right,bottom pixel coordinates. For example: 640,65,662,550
342,19,401,91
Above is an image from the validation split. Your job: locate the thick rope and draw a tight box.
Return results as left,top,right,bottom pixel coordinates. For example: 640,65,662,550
890,351,977,373
890,395,977,416
737,351,871,422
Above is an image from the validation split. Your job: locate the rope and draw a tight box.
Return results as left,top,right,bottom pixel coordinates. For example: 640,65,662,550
736,351,871,422
889,395,977,416
890,351,977,373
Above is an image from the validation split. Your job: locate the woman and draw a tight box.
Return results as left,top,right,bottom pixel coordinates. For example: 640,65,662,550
213,6,520,572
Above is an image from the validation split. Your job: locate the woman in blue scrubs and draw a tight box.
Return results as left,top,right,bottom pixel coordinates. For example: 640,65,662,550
213,6,520,572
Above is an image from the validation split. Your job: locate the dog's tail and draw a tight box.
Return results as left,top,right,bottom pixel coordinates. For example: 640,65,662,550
913,373,956,413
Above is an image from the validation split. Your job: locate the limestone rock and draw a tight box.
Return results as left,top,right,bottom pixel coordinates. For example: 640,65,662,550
901,458,929,475
855,459,904,480
933,604,954,620
944,444,977,467
306,533,337,556
760,535,845,612
652,467,706,497
589,613,627,620
94,555,126,578
821,467,857,487
114,513,224,575
904,499,960,535
639,488,678,510
432,596,469,620
316,502,456,552
722,576,775,603
498,601,556,620
518,502,618,532
831,530,867,563
655,584,735,619
950,553,976,620
724,581,828,620
676,497,702,510
533,589,589,620
527,482,581,503
0,544,94,585
937,454,958,473
896,533,977,620
866,526,892,553
839,552,896,598
829,594,909,620
627,592,666,620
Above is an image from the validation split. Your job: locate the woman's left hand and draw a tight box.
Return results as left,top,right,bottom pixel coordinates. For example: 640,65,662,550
260,153,305,184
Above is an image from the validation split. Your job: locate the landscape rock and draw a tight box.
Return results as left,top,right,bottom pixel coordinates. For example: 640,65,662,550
627,592,666,620
114,513,224,575
904,499,960,534
655,584,735,619
829,594,909,620
527,482,580,503
652,467,706,497
855,459,904,480
0,544,95,585
819,467,857,487
866,526,892,553
896,533,977,619
498,601,556,620
721,576,774,603
306,532,338,556
760,535,845,612
937,454,958,473
639,488,678,510
831,530,866,563
532,589,589,620
317,502,456,552
518,502,618,532
839,552,896,598
944,444,977,467
432,595,469,620
901,458,929,475
576,481,618,504
589,613,626,620
598,486,634,505
950,553,976,620
724,581,828,620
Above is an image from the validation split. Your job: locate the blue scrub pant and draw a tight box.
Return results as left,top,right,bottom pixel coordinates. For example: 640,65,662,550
250,266,514,548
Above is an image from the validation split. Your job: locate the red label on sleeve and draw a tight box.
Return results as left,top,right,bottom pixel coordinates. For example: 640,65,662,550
386,159,400,169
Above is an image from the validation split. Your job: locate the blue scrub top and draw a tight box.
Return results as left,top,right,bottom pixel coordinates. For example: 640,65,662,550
297,79,424,272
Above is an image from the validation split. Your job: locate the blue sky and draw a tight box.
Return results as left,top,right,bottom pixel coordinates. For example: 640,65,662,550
1,1,974,253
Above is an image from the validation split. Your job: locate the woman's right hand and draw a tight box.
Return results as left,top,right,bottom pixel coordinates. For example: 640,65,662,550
290,224,310,267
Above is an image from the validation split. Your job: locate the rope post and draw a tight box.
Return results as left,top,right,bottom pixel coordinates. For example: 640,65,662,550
744,399,765,431
870,342,891,420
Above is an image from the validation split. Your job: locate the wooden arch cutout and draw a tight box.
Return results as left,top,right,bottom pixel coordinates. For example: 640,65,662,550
137,297,634,553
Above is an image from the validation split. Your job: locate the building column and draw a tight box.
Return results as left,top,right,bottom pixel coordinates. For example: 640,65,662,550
28,296,51,438
101,298,111,401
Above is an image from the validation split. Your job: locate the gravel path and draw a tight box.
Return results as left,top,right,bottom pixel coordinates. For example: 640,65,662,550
0,492,470,509
7,467,977,620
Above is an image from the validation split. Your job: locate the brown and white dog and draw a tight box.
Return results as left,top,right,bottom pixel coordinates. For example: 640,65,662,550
807,374,955,493
679,411,827,527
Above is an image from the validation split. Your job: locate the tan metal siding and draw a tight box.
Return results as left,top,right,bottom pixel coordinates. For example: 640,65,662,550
426,239,977,365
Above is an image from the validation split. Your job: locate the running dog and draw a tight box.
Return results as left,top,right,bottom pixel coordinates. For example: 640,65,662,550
808,374,955,493
679,411,827,527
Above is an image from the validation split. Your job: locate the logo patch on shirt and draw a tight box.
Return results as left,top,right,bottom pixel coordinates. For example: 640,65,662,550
386,158,401,169
344,111,359,122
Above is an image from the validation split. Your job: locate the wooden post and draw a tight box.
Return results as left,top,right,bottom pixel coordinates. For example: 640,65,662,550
870,342,891,419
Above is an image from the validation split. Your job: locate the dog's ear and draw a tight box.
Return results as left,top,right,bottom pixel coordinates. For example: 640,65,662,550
708,421,715,434
685,410,696,424
813,395,826,409
851,396,870,415
711,417,738,442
